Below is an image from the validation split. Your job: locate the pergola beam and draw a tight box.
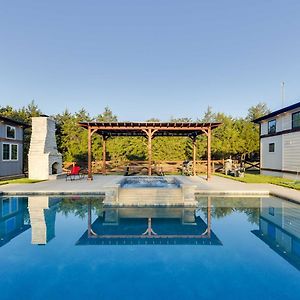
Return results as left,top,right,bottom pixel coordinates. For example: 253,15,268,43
83,125,215,132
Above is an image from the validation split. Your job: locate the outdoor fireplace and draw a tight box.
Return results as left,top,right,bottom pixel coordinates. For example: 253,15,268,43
51,162,59,175
28,116,63,180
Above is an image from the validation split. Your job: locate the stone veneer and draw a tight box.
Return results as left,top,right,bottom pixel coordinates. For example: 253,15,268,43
28,117,62,180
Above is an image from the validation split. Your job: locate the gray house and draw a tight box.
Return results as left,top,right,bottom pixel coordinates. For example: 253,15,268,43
0,116,29,178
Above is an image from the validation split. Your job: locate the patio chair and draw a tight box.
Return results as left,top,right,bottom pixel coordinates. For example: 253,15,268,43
180,160,193,176
66,165,85,181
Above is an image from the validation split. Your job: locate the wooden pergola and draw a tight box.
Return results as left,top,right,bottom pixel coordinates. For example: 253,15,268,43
78,122,222,180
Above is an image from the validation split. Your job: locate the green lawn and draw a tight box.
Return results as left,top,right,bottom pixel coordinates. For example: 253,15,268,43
0,178,44,185
216,173,300,190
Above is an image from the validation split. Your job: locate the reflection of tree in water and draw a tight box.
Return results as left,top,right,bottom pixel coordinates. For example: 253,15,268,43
23,209,31,224
196,196,260,225
54,196,260,225
56,196,104,219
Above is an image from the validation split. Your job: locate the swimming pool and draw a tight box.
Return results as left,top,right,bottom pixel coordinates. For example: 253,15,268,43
0,195,300,299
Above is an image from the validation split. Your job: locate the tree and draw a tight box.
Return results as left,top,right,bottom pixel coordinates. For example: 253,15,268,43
146,118,160,122
169,117,193,123
246,102,270,121
201,106,215,123
96,106,118,122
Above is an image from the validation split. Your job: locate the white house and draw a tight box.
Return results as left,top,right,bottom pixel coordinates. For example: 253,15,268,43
253,101,300,179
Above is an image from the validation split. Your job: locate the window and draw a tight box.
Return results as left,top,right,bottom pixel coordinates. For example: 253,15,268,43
2,144,10,160
11,145,18,160
2,198,18,217
268,119,276,134
292,111,300,129
269,143,275,152
269,207,275,216
2,198,10,216
6,125,16,139
2,144,18,161
5,217,16,233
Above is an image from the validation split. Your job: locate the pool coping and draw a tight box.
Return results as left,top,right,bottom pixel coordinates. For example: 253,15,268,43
1,175,300,205
1,190,300,205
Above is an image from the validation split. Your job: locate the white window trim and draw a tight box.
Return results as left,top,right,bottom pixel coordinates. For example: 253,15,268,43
6,125,16,140
2,143,18,161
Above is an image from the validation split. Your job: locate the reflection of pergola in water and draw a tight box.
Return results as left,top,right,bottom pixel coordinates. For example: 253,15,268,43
76,198,222,246
78,122,222,180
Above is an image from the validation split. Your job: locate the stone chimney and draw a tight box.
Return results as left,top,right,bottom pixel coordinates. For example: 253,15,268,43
28,116,62,180
28,196,56,245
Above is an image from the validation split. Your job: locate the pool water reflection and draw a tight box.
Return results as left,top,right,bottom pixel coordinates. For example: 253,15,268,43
0,195,300,299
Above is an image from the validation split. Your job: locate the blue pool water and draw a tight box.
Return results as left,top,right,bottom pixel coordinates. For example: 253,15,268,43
0,195,300,299
120,176,180,188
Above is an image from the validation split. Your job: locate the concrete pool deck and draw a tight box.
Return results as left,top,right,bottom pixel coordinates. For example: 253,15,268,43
0,175,300,203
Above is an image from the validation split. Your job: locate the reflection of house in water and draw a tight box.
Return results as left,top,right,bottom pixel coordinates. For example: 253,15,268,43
252,197,300,270
77,199,222,246
28,196,59,245
0,197,30,247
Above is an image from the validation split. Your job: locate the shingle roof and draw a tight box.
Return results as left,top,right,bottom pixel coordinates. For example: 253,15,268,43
0,115,30,128
253,101,300,123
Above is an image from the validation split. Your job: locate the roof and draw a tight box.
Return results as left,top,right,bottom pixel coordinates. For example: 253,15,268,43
253,101,300,123
78,122,222,137
0,115,30,128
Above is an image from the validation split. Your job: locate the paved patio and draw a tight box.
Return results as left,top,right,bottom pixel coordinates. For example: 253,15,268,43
1,175,300,203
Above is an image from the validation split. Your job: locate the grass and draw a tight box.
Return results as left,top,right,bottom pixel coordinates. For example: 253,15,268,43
216,172,300,190
0,178,44,185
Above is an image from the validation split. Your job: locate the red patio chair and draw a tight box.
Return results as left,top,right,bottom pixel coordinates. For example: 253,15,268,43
66,165,84,181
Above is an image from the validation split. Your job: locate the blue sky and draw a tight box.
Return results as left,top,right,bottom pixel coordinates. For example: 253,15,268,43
1,0,300,121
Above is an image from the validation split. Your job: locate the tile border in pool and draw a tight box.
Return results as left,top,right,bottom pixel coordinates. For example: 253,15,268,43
119,176,181,188
0,191,106,196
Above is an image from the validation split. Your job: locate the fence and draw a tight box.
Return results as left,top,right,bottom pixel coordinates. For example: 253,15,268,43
63,159,229,175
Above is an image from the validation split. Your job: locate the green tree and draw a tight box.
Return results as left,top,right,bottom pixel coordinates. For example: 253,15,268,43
246,102,270,121
96,106,118,122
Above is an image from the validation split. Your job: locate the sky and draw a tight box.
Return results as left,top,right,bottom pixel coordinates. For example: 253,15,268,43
0,0,300,121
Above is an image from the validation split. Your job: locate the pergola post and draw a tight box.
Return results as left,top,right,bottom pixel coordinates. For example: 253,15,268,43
88,200,92,236
88,126,93,180
87,127,97,181
207,196,211,237
148,129,152,176
143,128,157,176
192,136,197,176
102,135,108,175
207,126,212,181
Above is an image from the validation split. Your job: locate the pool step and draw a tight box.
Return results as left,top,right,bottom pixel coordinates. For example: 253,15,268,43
118,188,183,205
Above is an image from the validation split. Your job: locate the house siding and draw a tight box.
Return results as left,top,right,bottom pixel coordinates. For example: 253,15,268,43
261,136,282,170
260,122,268,135
260,197,283,227
283,202,300,238
0,122,24,177
258,105,300,179
283,132,300,172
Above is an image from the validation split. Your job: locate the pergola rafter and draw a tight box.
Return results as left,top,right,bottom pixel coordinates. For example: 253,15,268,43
78,122,222,180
